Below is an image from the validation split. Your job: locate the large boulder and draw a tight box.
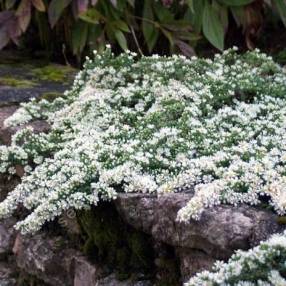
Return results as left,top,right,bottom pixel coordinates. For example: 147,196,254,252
0,262,17,286
13,233,77,286
115,193,284,279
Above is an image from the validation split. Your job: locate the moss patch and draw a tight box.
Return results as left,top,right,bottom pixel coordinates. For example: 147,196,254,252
277,216,286,224
32,64,76,82
0,76,37,88
78,202,155,281
37,92,63,102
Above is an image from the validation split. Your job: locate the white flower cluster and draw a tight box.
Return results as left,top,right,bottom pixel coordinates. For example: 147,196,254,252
185,230,286,286
0,47,286,240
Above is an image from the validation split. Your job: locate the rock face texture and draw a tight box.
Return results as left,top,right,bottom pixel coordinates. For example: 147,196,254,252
0,90,285,285
115,193,283,279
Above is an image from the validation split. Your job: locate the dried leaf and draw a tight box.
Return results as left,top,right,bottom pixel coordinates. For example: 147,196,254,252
175,40,195,57
0,10,14,24
0,27,10,49
5,0,17,9
31,0,46,12
16,0,32,32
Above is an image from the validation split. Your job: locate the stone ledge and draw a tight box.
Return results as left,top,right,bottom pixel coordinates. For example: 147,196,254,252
115,193,283,259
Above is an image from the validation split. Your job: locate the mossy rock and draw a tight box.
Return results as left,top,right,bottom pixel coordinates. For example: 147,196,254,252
277,216,286,224
78,202,155,280
32,64,76,82
0,76,37,88
37,92,63,102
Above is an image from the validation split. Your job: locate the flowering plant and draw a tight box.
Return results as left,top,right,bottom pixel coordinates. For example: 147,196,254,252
185,230,286,286
1,47,286,235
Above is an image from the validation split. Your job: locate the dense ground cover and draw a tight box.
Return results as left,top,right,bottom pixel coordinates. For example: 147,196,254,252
1,47,286,284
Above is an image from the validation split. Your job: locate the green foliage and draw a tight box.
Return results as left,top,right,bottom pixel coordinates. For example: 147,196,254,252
0,0,286,59
202,1,225,50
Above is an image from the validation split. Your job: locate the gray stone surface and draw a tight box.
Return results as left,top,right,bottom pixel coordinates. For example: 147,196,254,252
115,193,283,259
0,218,17,258
73,255,100,286
13,233,76,286
0,63,74,104
176,248,216,281
0,262,17,286
96,274,152,286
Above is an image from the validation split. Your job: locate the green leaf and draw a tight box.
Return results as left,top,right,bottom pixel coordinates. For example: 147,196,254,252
79,8,102,24
48,0,72,28
185,0,205,32
230,6,245,27
113,20,130,33
154,2,174,23
114,29,127,50
187,0,194,12
218,0,254,6
275,0,286,27
213,2,228,31
202,2,224,50
72,20,88,55
142,0,158,52
161,28,174,48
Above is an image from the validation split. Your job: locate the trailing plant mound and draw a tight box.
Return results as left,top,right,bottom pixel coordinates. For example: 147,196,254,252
1,47,286,231
1,47,286,283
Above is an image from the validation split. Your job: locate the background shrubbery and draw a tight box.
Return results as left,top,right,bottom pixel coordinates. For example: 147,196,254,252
0,0,286,63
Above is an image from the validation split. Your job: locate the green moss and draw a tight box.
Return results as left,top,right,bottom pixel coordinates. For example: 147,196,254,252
277,216,286,224
32,64,76,82
78,203,155,280
37,92,63,102
156,257,181,286
0,76,37,88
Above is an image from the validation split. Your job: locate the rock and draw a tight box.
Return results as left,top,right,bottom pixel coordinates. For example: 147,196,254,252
176,248,215,281
0,175,20,202
73,255,100,286
115,193,282,259
115,193,284,279
0,105,50,145
13,233,76,286
0,63,74,105
12,232,110,286
0,105,18,145
0,218,17,258
0,262,17,286
96,273,152,286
